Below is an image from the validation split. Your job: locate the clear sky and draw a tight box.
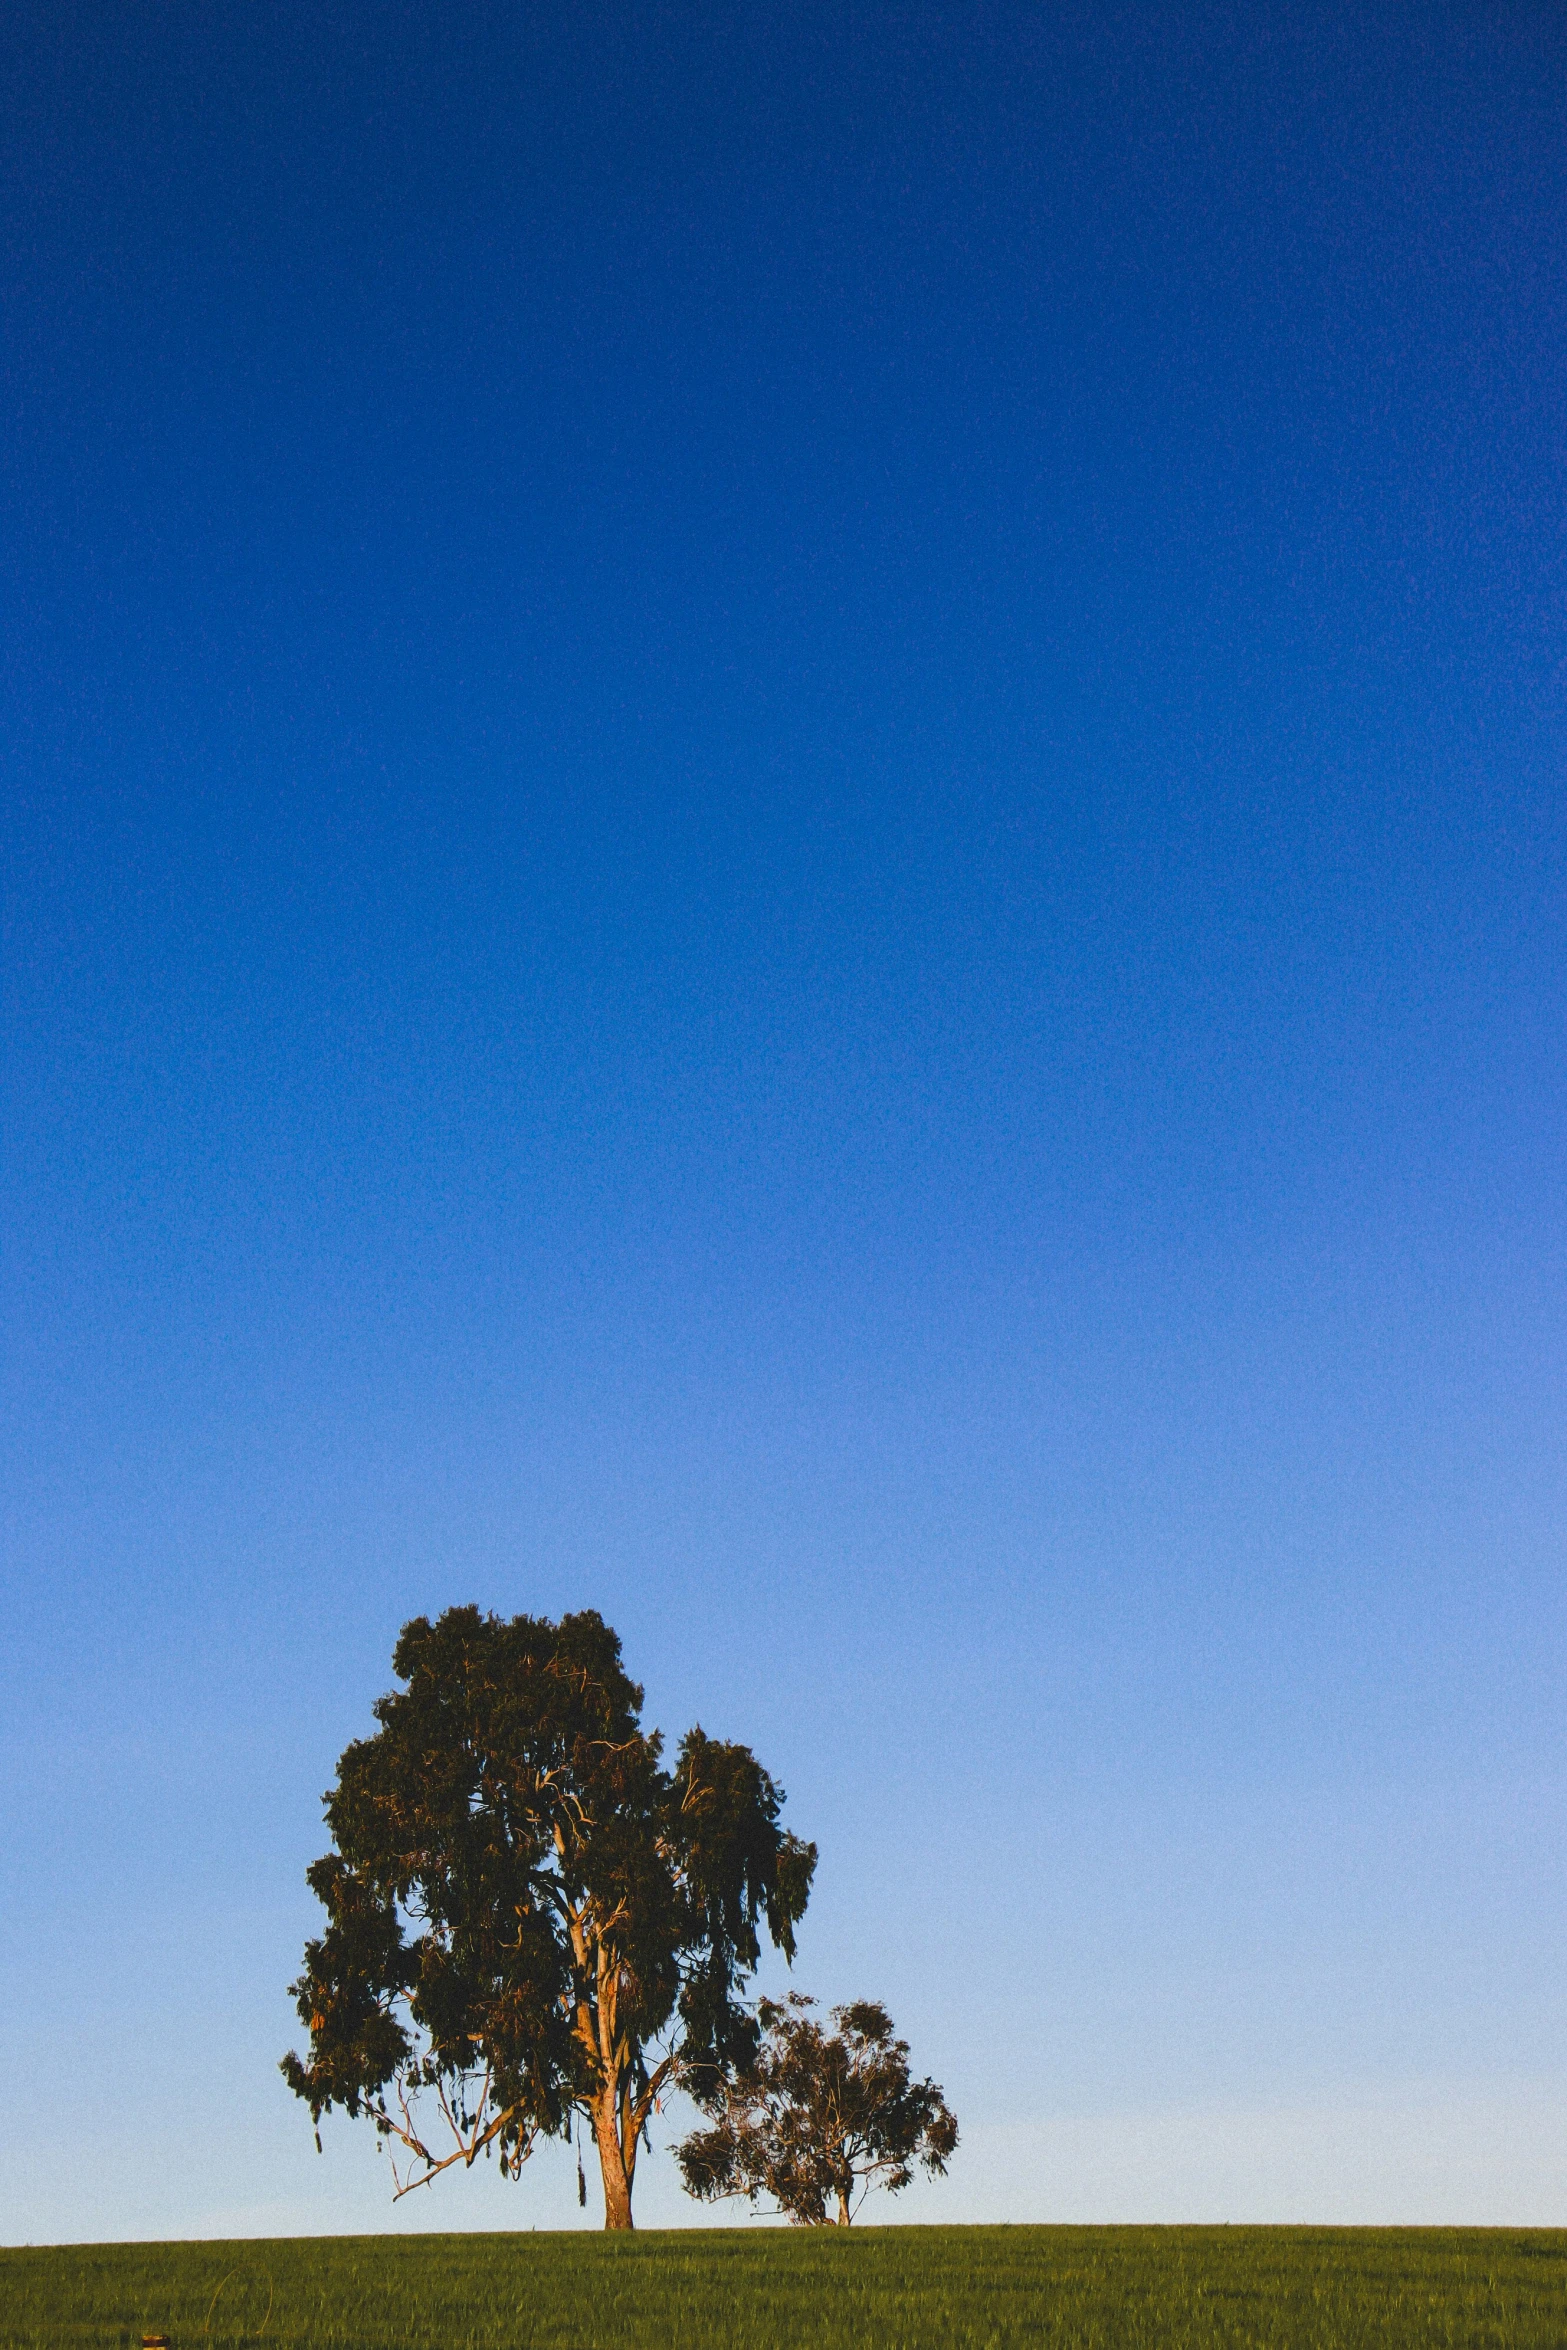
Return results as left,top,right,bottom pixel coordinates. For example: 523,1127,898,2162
2,0,1565,2242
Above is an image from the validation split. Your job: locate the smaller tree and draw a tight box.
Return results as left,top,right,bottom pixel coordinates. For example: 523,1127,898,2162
677,1993,957,2226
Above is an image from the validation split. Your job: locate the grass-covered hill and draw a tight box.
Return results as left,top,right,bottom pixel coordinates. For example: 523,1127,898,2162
4,2224,1564,2349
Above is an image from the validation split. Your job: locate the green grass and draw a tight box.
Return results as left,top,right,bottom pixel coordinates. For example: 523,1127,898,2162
3,2227,1564,2349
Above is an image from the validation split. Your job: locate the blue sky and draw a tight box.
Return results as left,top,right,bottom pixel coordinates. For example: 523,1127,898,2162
2,0,1566,2237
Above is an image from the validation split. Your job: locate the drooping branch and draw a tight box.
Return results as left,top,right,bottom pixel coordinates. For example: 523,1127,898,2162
373,2061,539,2200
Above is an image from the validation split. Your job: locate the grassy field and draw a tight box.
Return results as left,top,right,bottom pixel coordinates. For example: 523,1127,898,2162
3,2226,1564,2350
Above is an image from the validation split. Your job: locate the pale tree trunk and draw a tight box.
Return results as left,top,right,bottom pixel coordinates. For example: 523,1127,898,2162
591,2088,635,2230
836,2187,852,2226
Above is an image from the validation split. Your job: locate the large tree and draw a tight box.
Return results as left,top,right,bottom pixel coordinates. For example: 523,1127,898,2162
677,1993,957,2225
281,1606,815,2229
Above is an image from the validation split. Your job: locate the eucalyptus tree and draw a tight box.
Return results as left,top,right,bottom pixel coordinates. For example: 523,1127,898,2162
282,1605,814,2229
677,1994,957,2225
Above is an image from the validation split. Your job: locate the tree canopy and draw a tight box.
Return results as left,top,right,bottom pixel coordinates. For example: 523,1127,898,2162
677,1992,958,2225
281,1605,815,2227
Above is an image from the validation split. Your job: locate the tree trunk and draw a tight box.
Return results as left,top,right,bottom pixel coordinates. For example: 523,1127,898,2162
836,2187,852,2226
591,2091,635,2230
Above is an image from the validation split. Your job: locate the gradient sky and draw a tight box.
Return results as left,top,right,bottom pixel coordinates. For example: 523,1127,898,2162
3,0,1566,2242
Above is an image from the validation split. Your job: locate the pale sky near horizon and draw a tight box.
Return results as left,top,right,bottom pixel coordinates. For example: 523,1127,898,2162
3,0,1566,2242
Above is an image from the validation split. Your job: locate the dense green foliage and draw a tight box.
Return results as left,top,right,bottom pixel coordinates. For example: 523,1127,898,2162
5,2226,1565,2349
